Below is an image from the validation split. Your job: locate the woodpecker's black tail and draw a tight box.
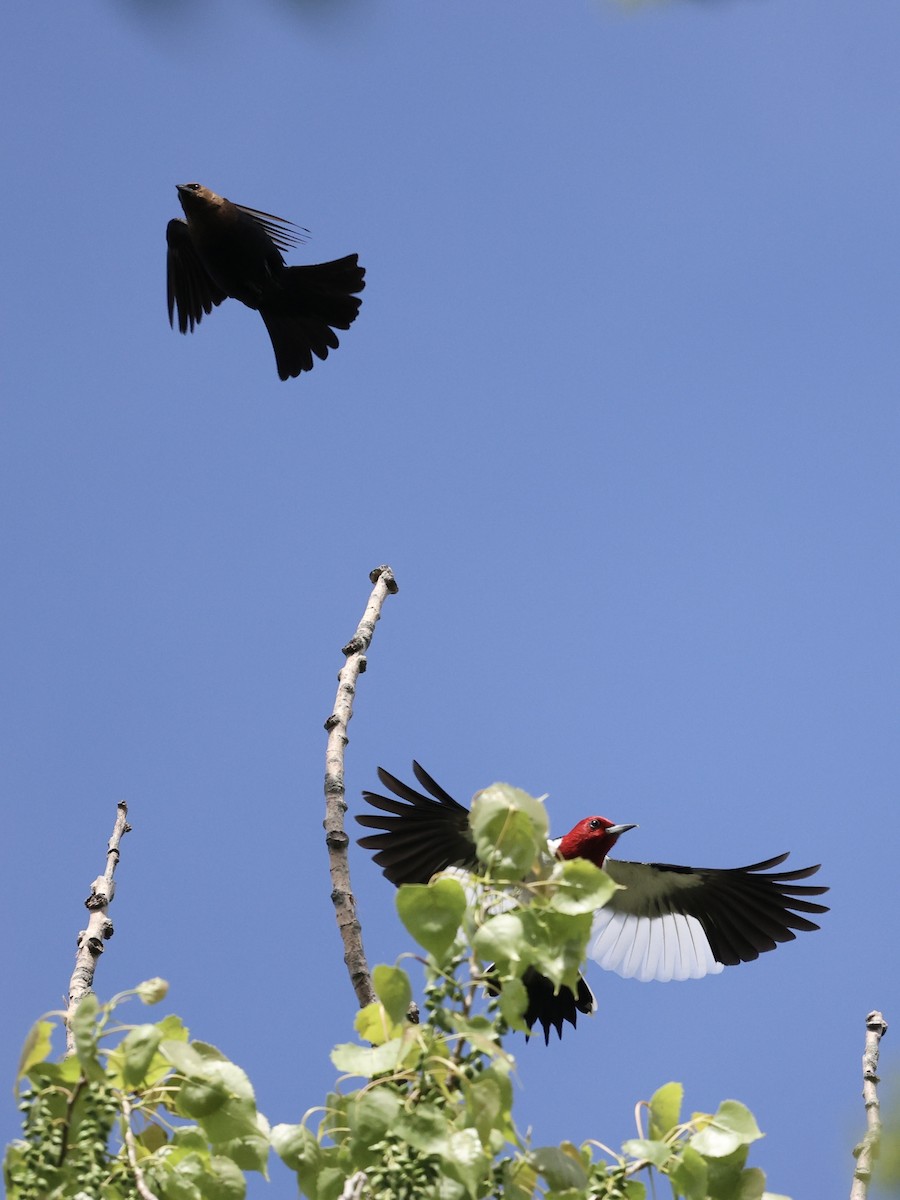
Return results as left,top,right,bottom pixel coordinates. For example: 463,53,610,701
522,968,597,1044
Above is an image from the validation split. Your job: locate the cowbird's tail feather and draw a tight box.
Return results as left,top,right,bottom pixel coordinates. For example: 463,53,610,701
259,254,365,380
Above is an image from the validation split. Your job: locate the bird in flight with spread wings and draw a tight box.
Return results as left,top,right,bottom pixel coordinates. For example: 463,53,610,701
357,763,829,1043
166,183,364,380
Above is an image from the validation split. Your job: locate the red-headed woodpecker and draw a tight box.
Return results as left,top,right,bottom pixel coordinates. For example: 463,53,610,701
356,763,829,1042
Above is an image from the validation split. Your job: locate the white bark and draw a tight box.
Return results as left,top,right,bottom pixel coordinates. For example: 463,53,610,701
65,801,131,1054
323,565,399,1010
850,1009,888,1200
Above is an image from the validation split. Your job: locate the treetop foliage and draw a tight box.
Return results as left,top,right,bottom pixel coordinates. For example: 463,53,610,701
6,784,788,1200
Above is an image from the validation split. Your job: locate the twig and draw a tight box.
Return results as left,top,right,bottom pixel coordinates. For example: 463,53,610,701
850,1009,888,1200
65,802,131,1053
339,1170,369,1199
324,565,399,1009
55,1077,86,1168
121,1094,161,1200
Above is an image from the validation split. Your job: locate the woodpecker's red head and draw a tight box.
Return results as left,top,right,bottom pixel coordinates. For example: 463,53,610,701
555,817,637,868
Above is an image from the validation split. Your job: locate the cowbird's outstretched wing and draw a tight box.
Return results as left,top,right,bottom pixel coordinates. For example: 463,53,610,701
166,219,227,334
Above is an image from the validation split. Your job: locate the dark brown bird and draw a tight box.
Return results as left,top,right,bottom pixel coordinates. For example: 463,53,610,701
166,183,365,380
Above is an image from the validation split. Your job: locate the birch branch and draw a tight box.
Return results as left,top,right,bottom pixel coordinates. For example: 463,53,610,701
64,801,131,1053
324,564,399,1009
850,1009,888,1200
122,1094,162,1200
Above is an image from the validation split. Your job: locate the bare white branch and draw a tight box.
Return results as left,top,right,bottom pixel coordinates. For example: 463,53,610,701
121,1094,162,1200
324,565,399,1009
339,1169,369,1199
850,1009,888,1200
64,801,131,1054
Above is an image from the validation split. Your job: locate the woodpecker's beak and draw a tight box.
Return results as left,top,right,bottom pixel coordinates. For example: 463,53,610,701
607,823,637,837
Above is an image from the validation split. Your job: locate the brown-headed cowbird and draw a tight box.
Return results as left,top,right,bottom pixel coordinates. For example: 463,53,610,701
166,183,365,380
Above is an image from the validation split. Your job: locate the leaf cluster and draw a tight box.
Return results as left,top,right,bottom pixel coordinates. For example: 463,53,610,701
6,785,789,1199
5,979,266,1200
270,784,789,1200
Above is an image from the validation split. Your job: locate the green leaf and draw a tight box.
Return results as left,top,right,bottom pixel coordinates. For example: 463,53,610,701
690,1101,763,1159
174,1126,210,1151
205,1154,247,1200
16,1019,54,1079
499,1158,539,1200
372,964,412,1025
139,1122,169,1154
71,993,106,1081
161,1177,203,1200
323,1091,350,1142
704,1145,750,1198
213,1122,270,1175
271,1122,320,1174
544,859,619,915
690,1123,742,1160
26,1054,79,1090
622,1138,672,1168
496,976,529,1032
177,1073,228,1118
444,1127,489,1198
712,1101,763,1145
164,1043,258,1142
347,1088,402,1145
137,977,169,1004
669,1145,708,1200
470,784,549,880
317,1166,348,1200
71,990,100,1025
354,1002,400,1046
161,1038,208,1075
164,1156,205,1200
330,1039,403,1077
395,1103,452,1155
200,1095,260,1144
733,1167,767,1200
472,912,526,968
530,1145,589,1191
649,1081,683,1140
523,909,593,991
396,877,467,959
122,1023,163,1086
117,1015,185,1089
158,1013,190,1042
437,1177,468,1200
463,1073,504,1147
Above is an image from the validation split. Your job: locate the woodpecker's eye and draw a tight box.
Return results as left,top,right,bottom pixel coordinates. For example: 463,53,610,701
589,819,604,831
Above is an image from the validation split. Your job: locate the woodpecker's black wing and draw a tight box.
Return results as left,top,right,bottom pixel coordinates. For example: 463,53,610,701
357,764,591,1043
595,855,829,981
357,762,477,886
166,219,227,334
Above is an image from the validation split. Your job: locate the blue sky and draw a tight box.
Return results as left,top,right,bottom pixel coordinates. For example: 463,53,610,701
2,0,898,1195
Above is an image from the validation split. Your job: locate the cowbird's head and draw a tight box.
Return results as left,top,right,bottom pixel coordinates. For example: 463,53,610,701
175,183,224,220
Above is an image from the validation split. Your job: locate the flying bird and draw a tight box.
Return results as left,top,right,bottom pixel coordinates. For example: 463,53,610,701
357,763,829,1043
166,183,364,380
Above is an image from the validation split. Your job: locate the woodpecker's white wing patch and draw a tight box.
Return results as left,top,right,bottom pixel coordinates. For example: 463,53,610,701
589,857,728,981
587,906,723,981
